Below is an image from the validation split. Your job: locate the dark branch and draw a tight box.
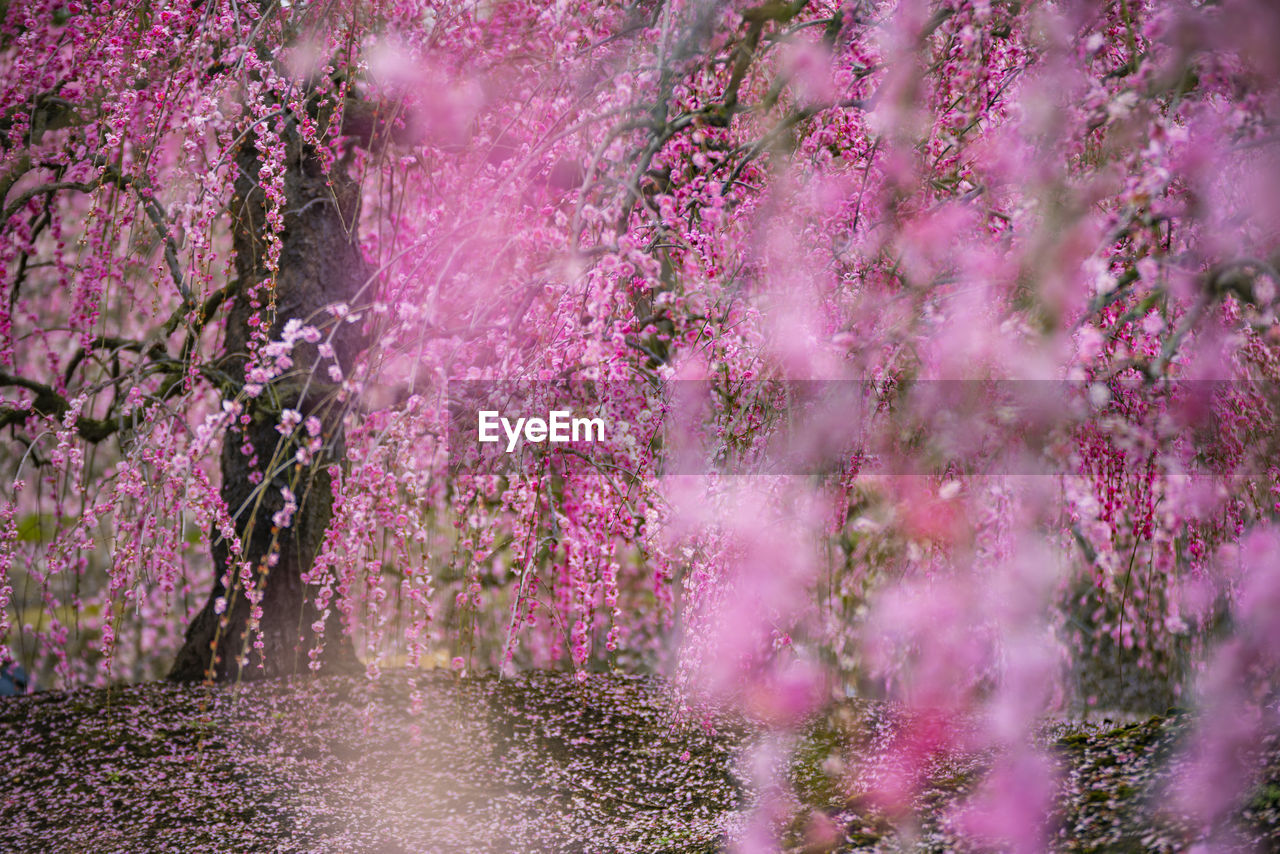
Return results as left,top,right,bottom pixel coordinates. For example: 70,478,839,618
1,164,193,306
0,370,117,442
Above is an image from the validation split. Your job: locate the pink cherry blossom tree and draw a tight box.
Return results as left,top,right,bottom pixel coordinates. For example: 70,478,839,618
2,0,1279,847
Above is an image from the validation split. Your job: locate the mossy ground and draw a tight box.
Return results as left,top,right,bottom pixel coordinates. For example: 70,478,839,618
0,673,1276,852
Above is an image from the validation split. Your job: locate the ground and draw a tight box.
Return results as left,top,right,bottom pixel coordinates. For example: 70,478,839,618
0,672,1275,852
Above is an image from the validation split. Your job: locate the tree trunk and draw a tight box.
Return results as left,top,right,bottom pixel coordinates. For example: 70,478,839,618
169,128,367,682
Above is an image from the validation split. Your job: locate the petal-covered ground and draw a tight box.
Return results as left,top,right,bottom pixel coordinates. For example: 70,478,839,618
1,672,743,853
0,672,1275,852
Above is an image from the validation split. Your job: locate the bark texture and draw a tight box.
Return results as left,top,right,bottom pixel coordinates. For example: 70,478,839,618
169,130,367,682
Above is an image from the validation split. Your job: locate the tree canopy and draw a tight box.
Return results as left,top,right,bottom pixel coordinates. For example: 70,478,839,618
2,0,1279,848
